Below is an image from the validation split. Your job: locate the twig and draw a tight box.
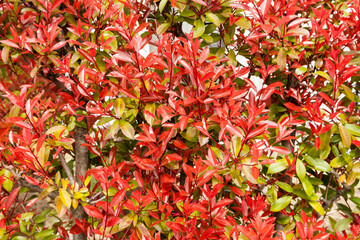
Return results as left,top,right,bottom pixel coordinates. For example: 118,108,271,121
18,178,59,199
59,152,75,185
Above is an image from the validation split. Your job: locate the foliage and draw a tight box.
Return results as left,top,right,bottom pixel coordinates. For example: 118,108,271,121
1,0,360,239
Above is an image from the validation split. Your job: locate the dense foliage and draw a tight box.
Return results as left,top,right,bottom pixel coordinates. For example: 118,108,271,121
1,0,360,239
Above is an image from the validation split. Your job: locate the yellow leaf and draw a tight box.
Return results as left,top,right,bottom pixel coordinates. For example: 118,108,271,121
114,98,125,118
61,178,69,189
340,84,355,101
55,171,61,185
37,144,46,167
339,124,351,148
339,174,346,184
309,201,325,215
59,188,72,208
72,199,78,209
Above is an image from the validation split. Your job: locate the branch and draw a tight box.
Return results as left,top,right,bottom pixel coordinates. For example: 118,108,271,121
59,152,75,185
3,165,59,199
322,171,350,211
18,178,59,199
40,70,75,98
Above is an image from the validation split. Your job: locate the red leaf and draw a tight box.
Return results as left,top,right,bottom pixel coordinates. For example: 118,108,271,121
214,199,233,209
161,174,175,184
0,40,19,48
268,146,291,155
226,124,244,139
5,187,20,210
50,41,66,51
192,0,207,6
78,49,94,63
353,140,360,148
112,52,134,64
247,125,267,139
83,205,103,219
190,203,208,213
25,175,40,185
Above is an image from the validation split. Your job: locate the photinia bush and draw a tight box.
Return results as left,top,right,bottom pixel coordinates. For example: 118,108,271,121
1,0,360,239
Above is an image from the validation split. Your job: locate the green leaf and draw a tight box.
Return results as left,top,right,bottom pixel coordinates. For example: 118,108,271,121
339,124,351,148
119,120,135,139
334,218,352,232
309,201,325,215
35,229,55,240
350,197,360,208
194,20,205,38
270,196,292,212
97,117,114,126
228,49,237,66
11,237,27,240
159,0,168,13
275,181,293,193
296,159,306,181
345,124,360,137
267,185,277,203
301,176,313,196
205,13,220,26
102,31,118,52
319,146,331,159
319,131,331,150
157,22,171,35
303,155,331,172
202,34,213,43
277,47,287,71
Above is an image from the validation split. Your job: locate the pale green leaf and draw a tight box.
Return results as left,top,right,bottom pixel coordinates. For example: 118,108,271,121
205,12,220,26
334,218,352,232
345,124,360,137
119,120,135,139
296,159,306,181
194,20,205,38
303,155,331,172
275,181,293,193
159,0,168,13
301,176,313,196
268,159,288,174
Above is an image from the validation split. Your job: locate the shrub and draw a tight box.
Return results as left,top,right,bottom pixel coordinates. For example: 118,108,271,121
1,0,360,239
